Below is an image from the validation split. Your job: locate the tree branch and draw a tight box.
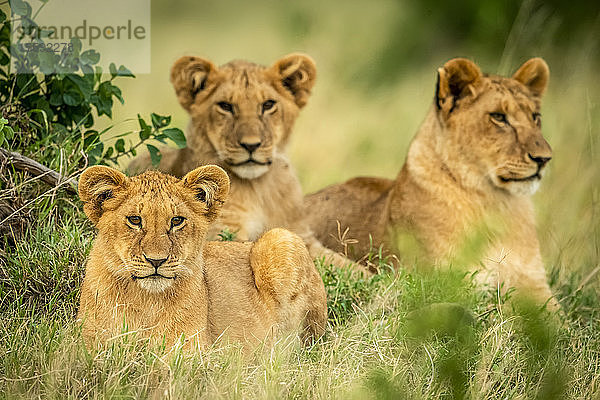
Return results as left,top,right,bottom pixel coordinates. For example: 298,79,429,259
0,147,78,194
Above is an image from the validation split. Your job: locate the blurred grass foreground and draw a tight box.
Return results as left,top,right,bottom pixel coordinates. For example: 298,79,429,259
1,0,600,398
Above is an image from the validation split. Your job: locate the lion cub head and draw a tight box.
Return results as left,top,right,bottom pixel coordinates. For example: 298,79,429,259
79,165,229,293
434,57,552,195
170,53,316,179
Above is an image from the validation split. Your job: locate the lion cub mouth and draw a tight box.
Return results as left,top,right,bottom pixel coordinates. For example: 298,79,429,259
498,172,541,183
227,158,272,167
133,273,175,280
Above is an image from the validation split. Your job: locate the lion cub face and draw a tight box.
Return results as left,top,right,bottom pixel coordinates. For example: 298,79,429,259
79,165,229,293
170,54,316,179
435,58,552,196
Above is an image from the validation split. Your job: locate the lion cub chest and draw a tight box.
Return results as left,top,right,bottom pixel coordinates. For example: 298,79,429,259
208,161,306,241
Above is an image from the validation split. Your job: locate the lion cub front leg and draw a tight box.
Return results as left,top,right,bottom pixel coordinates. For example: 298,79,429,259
250,228,327,342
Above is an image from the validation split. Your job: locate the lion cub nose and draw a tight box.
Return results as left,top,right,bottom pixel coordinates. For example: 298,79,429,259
239,141,261,154
144,255,168,268
528,153,551,167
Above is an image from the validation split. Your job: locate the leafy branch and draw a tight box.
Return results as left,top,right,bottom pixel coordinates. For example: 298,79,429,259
92,113,186,167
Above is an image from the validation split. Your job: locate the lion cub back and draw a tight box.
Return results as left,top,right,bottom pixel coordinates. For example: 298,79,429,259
204,228,327,345
305,176,395,260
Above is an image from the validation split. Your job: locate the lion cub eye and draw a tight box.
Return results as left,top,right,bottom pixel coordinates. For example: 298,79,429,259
490,112,508,124
262,100,276,114
217,101,234,113
532,112,541,125
170,216,186,229
127,216,142,227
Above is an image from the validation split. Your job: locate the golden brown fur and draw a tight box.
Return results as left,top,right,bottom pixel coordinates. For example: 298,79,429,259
77,165,327,349
306,58,556,306
129,53,363,272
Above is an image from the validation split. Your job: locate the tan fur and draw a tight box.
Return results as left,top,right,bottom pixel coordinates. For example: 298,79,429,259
129,53,363,273
77,165,327,349
306,58,556,306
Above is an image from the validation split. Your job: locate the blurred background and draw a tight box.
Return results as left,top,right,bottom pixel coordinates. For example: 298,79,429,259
109,0,599,279
112,0,599,187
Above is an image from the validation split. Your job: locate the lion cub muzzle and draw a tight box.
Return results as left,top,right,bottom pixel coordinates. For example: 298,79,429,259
131,254,177,293
525,132,552,168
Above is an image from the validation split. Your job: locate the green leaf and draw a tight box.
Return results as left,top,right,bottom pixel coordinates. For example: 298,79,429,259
10,0,32,16
49,91,62,106
70,37,82,56
115,138,125,153
66,75,92,99
138,116,151,140
0,116,6,129
146,144,161,167
81,64,94,75
0,50,8,66
88,142,104,159
3,125,14,140
151,113,171,129
80,49,100,65
91,86,114,117
117,65,135,78
110,85,123,104
130,147,137,157
38,51,57,75
0,9,6,24
94,66,103,83
154,134,167,144
63,85,83,106
162,127,186,149
0,129,4,146
109,62,117,78
103,147,114,158
139,129,150,141
0,24,10,47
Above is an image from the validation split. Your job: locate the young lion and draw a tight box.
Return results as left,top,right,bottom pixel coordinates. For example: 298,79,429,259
77,164,327,349
306,58,556,306
129,53,363,273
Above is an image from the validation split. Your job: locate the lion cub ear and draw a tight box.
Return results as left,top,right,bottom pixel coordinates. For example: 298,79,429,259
270,53,317,108
512,58,549,97
79,166,128,225
171,56,218,112
181,165,230,221
436,58,482,117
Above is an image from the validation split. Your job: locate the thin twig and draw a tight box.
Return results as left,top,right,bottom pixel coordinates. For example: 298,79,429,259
0,147,77,193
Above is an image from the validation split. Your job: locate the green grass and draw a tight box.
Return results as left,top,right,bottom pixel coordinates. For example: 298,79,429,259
1,213,599,398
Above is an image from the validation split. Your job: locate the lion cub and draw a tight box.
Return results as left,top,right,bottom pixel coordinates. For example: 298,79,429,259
129,53,364,273
77,164,327,349
306,58,556,306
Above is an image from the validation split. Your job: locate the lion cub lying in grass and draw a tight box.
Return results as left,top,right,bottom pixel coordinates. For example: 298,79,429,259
77,165,327,349
306,58,556,307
